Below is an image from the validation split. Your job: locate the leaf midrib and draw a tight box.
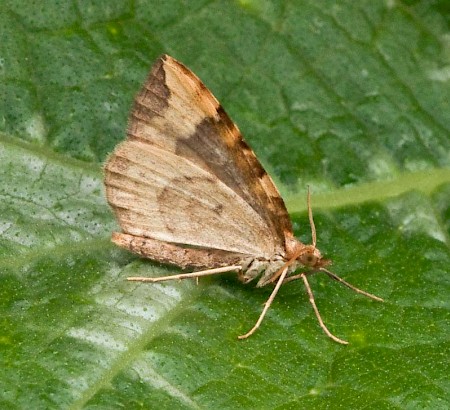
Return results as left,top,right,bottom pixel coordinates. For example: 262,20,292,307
285,168,450,213
2,134,449,216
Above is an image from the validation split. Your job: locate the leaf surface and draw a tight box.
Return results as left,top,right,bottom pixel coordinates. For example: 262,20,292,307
1,1,449,409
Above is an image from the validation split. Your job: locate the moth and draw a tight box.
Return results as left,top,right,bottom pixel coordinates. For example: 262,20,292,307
104,54,383,344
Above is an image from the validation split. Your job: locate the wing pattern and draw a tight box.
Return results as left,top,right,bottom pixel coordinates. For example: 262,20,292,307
104,55,294,258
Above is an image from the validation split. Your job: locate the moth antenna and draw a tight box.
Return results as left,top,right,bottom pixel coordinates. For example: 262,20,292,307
300,273,348,345
307,186,317,248
238,267,290,339
320,268,384,302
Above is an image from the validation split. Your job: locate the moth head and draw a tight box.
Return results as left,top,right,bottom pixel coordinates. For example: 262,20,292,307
297,245,331,269
295,187,330,269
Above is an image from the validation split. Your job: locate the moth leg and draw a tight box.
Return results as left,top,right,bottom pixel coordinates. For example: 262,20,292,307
282,273,303,284
127,265,242,283
238,267,289,340
300,273,348,345
255,259,286,287
238,259,266,284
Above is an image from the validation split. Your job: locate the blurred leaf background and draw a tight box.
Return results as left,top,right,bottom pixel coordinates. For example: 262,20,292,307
0,1,449,409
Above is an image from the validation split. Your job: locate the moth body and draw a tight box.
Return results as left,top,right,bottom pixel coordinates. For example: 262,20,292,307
112,231,326,288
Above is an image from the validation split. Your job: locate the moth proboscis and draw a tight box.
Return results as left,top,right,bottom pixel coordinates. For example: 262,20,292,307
104,54,383,344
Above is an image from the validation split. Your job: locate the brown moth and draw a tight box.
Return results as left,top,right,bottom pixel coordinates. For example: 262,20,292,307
104,54,383,344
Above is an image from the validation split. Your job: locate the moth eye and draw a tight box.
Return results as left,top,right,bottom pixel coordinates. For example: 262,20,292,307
300,253,318,266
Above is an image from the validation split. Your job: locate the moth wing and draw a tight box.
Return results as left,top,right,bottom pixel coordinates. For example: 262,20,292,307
105,54,294,256
105,140,277,256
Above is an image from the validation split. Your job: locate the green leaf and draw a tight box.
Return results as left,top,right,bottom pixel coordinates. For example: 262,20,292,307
1,1,449,409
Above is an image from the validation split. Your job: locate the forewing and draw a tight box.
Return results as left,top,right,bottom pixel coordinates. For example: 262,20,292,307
105,54,293,256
